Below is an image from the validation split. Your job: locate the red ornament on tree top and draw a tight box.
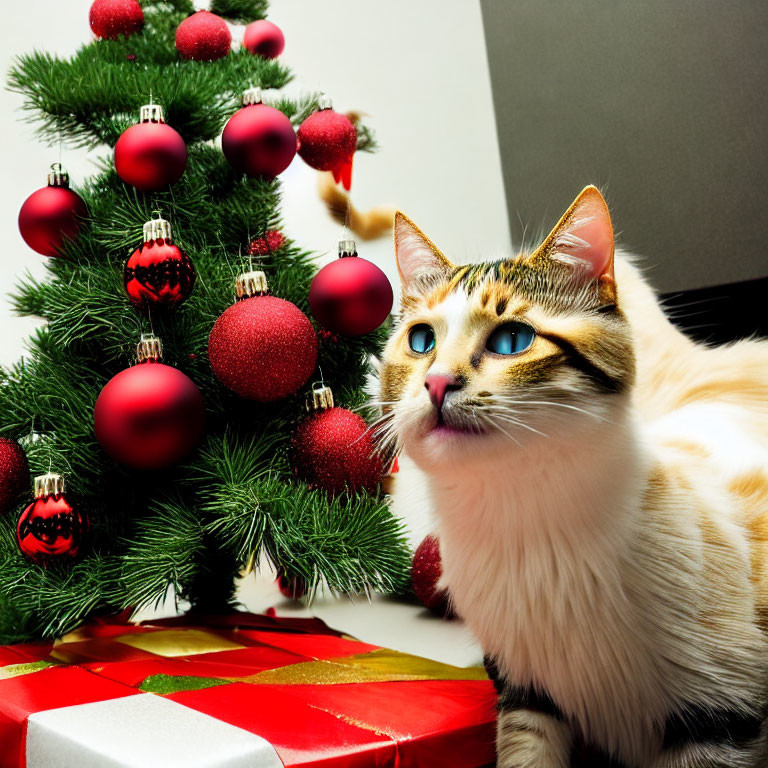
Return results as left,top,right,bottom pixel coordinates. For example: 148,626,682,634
297,96,357,190
175,10,231,62
290,382,385,495
124,217,196,308
18,164,88,258
89,0,144,40
17,473,89,566
243,19,285,59
208,270,318,402
0,437,30,515
114,104,187,192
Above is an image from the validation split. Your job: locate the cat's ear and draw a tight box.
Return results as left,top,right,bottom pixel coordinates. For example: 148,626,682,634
394,212,453,293
528,186,615,296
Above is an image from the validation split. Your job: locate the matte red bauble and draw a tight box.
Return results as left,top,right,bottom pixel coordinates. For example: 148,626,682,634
18,165,87,257
243,19,285,59
309,239,393,336
290,384,384,495
124,218,195,308
114,104,187,192
222,88,297,179
175,10,231,62
297,101,357,189
89,0,144,40
94,336,205,470
17,474,88,566
208,271,317,402
0,437,30,514
412,535,452,617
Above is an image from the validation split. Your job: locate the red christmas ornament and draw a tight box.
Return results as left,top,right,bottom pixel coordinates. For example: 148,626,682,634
208,271,317,402
175,10,231,62
290,383,384,495
18,165,87,257
297,98,357,189
89,0,144,40
276,572,307,600
17,474,88,565
412,535,452,617
249,229,286,256
94,335,205,470
309,239,393,336
0,437,30,514
124,217,195,308
222,88,297,179
114,104,187,192
243,20,285,59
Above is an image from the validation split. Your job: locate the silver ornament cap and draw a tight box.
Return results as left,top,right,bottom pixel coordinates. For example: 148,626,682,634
47,163,70,188
34,473,65,499
306,381,334,412
338,239,357,258
143,217,173,243
139,104,165,123
236,270,269,299
137,333,163,363
241,87,263,107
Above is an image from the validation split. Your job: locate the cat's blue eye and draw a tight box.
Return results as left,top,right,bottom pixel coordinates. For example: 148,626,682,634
408,324,436,354
486,322,536,355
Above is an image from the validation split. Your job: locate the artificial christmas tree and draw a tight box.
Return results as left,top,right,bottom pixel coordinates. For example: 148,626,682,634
1,0,406,644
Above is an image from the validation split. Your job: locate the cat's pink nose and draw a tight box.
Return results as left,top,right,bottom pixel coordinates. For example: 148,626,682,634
425,374,462,411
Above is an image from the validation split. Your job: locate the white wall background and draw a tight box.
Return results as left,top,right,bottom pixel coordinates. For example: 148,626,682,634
0,0,511,367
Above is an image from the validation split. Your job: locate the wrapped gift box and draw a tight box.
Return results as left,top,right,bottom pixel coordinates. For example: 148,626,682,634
0,612,497,768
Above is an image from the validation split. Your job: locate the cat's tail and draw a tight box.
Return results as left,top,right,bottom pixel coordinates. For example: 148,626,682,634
317,172,395,240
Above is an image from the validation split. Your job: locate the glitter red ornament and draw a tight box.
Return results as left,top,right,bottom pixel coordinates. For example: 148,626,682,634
290,383,384,495
297,97,357,189
114,104,187,192
17,473,88,566
221,88,297,179
243,19,285,59
412,535,452,617
208,271,317,402
94,335,205,470
0,437,30,515
18,165,87,257
89,0,144,40
249,229,286,256
124,217,195,308
175,10,231,62
309,239,393,336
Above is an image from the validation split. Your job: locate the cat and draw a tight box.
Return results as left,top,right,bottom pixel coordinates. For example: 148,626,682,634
377,186,768,767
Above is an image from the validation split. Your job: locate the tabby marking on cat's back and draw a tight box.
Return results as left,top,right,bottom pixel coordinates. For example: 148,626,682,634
378,187,768,767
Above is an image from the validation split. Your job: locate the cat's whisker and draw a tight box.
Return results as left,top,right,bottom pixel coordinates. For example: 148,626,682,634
487,398,609,423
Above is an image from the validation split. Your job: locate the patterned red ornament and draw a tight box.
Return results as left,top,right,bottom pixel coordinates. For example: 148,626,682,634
222,88,297,179
0,437,30,515
175,10,231,62
18,165,87,257
243,20,285,59
124,218,195,308
412,535,452,617
94,335,205,470
249,229,285,256
276,572,307,600
297,98,357,189
17,474,88,565
309,239,392,336
89,0,144,40
114,104,187,192
208,271,317,402
290,383,384,495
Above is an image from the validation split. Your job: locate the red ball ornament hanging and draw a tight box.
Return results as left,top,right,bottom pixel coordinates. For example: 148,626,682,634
208,270,317,402
412,535,453,618
221,87,297,179
175,10,231,62
17,473,89,566
243,19,285,59
114,104,187,192
290,382,384,495
18,164,87,257
94,335,205,470
124,217,195,308
89,0,144,40
309,238,393,336
0,437,30,515
249,229,285,256
276,572,307,600
297,96,357,190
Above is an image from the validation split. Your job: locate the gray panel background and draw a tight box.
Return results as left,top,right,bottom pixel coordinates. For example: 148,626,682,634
480,0,768,292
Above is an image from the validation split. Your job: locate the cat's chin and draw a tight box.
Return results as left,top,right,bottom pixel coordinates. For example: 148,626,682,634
404,421,511,470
